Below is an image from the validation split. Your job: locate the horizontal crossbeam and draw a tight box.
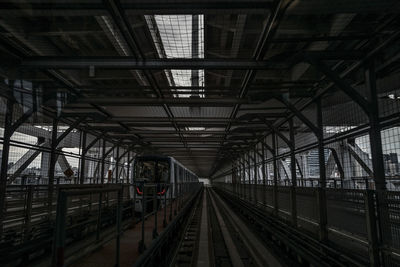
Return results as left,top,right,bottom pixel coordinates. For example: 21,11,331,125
18,51,363,70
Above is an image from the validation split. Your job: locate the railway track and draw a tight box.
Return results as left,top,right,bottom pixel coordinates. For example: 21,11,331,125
172,187,285,267
170,188,203,266
207,188,286,267
214,187,368,267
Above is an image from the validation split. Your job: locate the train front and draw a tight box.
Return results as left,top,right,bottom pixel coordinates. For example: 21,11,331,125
132,156,170,212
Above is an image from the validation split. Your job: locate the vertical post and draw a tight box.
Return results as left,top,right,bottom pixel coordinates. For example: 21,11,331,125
163,183,167,227
79,131,87,184
365,190,380,265
272,133,279,215
365,60,389,262
237,160,240,197
101,140,106,185
24,185,33,242
153,184,158,238
133,181,136,224
289,119,297,226
115,188,122,267
48,118,58,216
233,164,239,196
139,184,146,253
0,95,14,235
261,140,266,205
239,158,242,198
247,152,251,201
236,163,239,196
231,164,234,194
254,146,258,204
242,157,245,199
317,98,328,242
241,157,245,198
96,192,103,241
127,151,130,184
53,191,67,267
115,146,119,184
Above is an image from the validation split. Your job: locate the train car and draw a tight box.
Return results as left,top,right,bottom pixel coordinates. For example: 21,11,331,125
130,155,198,212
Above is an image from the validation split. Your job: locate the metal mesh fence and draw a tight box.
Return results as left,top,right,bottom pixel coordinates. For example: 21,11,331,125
296,187,318,235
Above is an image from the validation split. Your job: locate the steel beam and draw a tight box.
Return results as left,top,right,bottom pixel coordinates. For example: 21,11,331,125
253,146,258,203
71,97,248,106
316,98,328,242
115,146,119,183
0,81,39,233
17,50,361,70
272,132,279,215
19,57,280,70
10,107,36,133
329,148,345,185
0,1,272,16
247,152,251,201
289,118,297,226
7,139,48,184
275,96,319,135
100,140,106,184
0,94,14,235
126,151,131,184
365,60,390,264
55,118,86,145
47,118,58,215
261,138,267,204
258,115,292,146
308,58,370,113
79,132,87,184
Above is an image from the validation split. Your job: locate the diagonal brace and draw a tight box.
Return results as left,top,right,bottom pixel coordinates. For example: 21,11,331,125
307,57,370,114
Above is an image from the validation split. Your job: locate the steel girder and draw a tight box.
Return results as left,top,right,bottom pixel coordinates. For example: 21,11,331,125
16,51,363,70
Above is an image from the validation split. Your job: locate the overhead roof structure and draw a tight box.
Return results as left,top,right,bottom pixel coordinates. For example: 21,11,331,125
1,0,400,177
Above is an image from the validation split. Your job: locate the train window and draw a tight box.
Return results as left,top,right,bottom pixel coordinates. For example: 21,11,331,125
135,159,169,183
135,161,155,181
157,161,169,183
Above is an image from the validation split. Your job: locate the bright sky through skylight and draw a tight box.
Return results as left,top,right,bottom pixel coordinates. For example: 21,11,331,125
147,15,204,90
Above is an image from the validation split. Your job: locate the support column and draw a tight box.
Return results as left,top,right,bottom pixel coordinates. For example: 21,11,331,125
127,151,130,184
254,146,258,204
365,60,389,264
79,132,87,184
101,140,106,184
247,152,251,201
242,157,246,199
272,133,278,215
317,98,328,242
261,139,266,205
115,146,119,183
41,152,50,185
48,118,58,215
289,118,297,226
0,95,14,235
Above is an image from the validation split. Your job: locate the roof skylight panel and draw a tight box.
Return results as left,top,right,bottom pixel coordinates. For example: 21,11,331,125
146,15,204,91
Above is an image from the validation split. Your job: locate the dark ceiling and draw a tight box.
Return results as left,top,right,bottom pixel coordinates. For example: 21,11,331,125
1,0,400,177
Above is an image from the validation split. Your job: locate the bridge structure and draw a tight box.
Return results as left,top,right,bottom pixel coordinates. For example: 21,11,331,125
1,1,400,266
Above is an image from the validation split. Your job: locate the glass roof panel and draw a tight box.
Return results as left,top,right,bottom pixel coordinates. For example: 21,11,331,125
146,15,204,89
